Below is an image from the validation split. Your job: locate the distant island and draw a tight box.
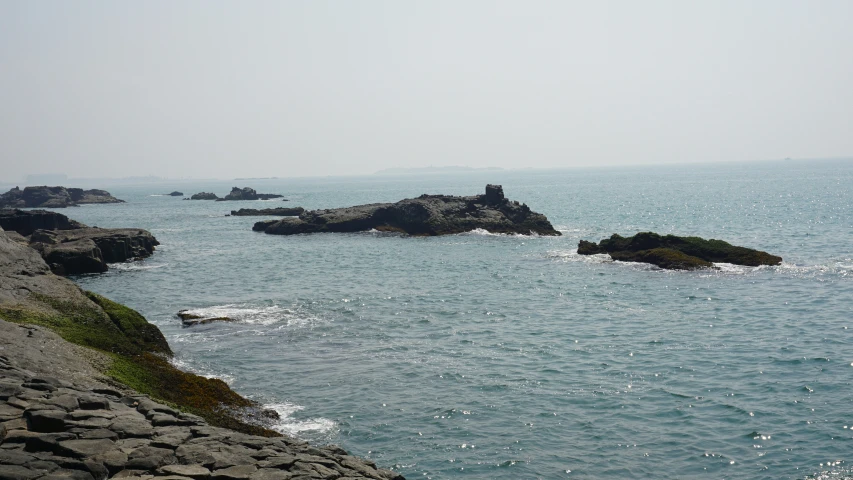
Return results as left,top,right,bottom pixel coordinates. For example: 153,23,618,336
374,166,504,175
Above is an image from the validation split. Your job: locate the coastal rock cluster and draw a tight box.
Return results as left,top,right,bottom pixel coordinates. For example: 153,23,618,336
189,188,284,202
0,210,157,275
176,311,233,327
253,185,560,236
578,232,783,270
0,187,124,209
0,353,403,480
229,209,304,217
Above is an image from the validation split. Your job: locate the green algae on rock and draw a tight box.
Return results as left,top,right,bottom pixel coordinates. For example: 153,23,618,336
578,232,782,270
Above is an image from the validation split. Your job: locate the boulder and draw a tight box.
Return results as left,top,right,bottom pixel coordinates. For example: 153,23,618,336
216,187,283,202
190,193,219,200
30,228,159,275
0,186,123,208
0,209,87,236
253,185,559,236
577,232,782,270
229,208,304,217
176,310,234,327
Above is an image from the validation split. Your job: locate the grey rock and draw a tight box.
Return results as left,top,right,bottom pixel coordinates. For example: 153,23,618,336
248,470,294,480
76,429,119,440
175,444,217,467
68,410,115,421
125,446,177,470
111,470,148,478
77,396,110,410
230,208,304,217
215,188,283,202
158,464,211,479
45,394,80,412
110,418,154,438
56,439,117,458
24,410,66,433
23,432,76,453
256,456,297,469
150,413,193,427
21,382,56,392
38,470,96,480
0,384,23,401
210,465,258,480
0,450,34,465
0,465,40,480
91,450,128,475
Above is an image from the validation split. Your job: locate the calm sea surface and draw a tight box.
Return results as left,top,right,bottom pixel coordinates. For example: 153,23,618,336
63,160,852,479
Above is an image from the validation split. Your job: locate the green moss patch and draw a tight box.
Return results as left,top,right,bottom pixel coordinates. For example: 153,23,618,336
0,291,278,437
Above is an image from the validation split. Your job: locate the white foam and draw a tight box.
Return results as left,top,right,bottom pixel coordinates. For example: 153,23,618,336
546,249,612,264
110,262,168,271
264,402,337,435
459,228,540,237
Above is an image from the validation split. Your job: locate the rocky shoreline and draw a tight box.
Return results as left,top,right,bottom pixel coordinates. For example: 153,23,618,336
0,221,404,479
0,187,124,209
253,185,560,237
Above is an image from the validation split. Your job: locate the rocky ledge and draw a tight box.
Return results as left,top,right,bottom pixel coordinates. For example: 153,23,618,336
216,188,284,202
253,185,559,237
0,353,401,480
0,210,158,275
0,187,124,209
229,208,304,217
577,232,783,270
176,311,234,327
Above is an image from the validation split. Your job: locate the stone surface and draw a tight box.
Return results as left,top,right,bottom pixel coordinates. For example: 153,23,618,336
577,231,783,270
253,185,559,237
0,210,87,236
190,193,219,200
30,227,159,275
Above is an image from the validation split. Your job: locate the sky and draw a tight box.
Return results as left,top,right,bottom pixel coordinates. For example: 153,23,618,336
1,1,851,181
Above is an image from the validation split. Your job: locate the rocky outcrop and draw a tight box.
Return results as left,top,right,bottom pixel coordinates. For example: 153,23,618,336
0,209,86,236
0,209,158,275
216,187,284,201
253,185,559,236
168,192,183,197
30,229,159,275
190,192,218,200
577,232,783,270
230,208,304,217
176,310,234,326
0,187,124,208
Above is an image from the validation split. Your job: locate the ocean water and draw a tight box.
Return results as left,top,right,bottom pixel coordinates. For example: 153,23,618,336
62,160,853,479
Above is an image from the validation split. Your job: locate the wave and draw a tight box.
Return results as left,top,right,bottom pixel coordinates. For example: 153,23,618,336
176,303,313,326
169,357,235,385
458,228,541,238
264,402,337,436
110,262,168,271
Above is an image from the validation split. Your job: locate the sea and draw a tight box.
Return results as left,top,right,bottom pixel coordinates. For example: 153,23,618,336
53,159,853,479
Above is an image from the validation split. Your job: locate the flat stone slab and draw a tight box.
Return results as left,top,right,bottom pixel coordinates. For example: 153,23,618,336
158,464,212,479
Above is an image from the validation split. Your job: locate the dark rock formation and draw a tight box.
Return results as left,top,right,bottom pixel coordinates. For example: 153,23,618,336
167,191,183,197
230,207,305,217
177,310,235,326
0,209,86,236
30,228,159,275
577,232,783,270
216,187,284,201
0,186,124,208
190,192,218,200
253,185,560,236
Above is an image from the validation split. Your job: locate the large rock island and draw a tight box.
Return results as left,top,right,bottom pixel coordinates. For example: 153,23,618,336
231,207,305,217
253,185,560,236
216,187,284,201
578,232,782,270
0,209,158,275
0,186,124,208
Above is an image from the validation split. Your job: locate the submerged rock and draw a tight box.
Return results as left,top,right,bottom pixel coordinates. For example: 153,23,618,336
0,186,124,208
176,310,234,326
190,192,219,200
230,207,305,217
577,232,782,270
253,184,560,236
216,187,284,201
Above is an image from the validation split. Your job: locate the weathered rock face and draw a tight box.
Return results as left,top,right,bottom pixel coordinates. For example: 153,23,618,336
0,209,87,236
30,228,159,275
577,232,782,270
0,186,124,208
168,191,183,197
216,187,284,201
230,207,305,217
253,185,560,236
0,352,404,480
190,192,219,200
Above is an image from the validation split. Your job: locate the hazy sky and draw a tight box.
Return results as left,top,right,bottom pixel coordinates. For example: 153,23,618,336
1,1,851,180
